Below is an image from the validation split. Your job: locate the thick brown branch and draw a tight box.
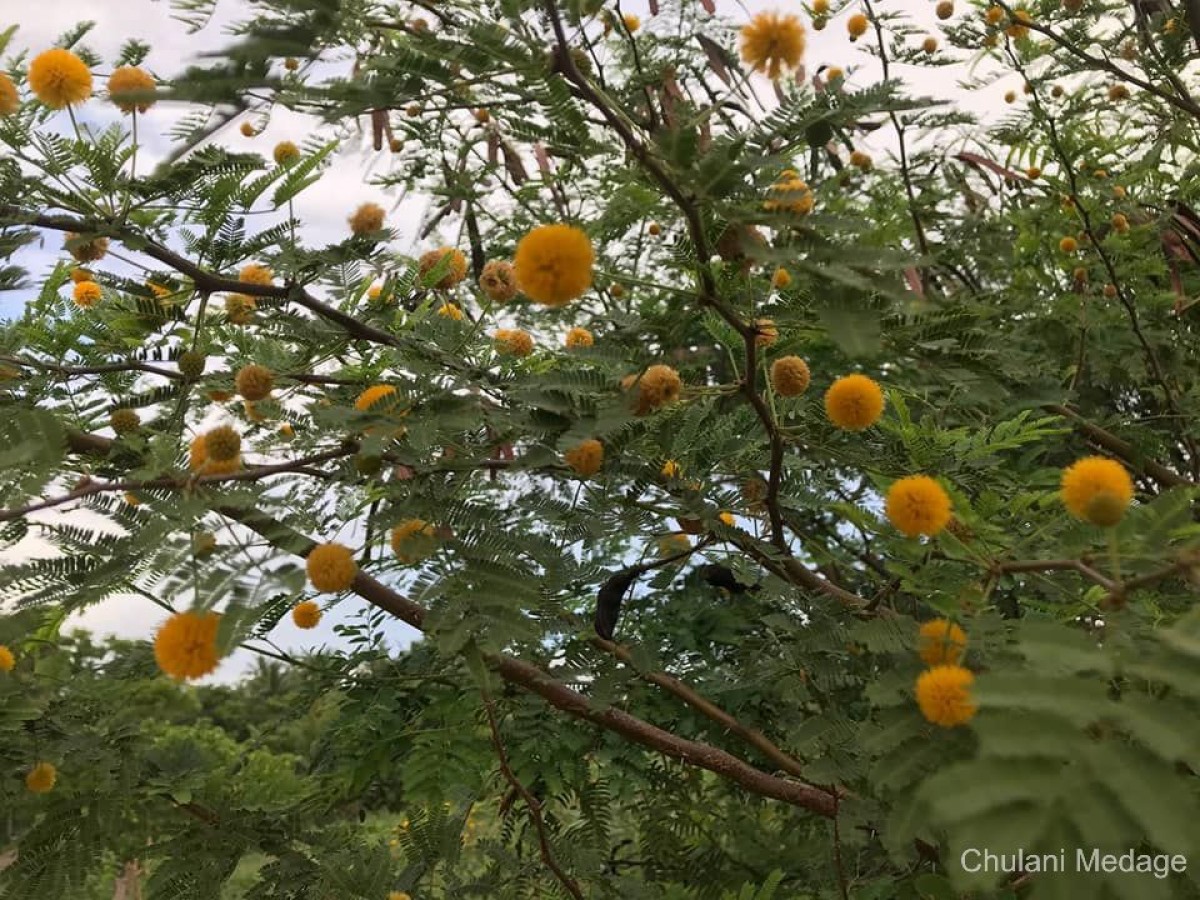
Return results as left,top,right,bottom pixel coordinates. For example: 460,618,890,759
57,429,838,815
1043,404,1192,488
221,506,837,816
594,636,818,783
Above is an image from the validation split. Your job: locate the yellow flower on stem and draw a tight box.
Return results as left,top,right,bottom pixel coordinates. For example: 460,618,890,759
154,610,222,680
916,665,977,727
0,73,18,116
1061,457,1134,526
918,619,967,666
739,12,806,80
107,66,156,113
886,475,952,538
824,374,884,430
291,601,322,629
565,439,604,477
25,762,57,794
306,542,358,592
28,48,92,108
391,519,438,564
513,224,594,306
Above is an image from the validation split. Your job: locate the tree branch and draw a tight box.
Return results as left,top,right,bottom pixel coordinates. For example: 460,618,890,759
481,695,586,899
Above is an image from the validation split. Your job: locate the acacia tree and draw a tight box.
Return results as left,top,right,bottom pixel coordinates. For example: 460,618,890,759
2,0,1200,897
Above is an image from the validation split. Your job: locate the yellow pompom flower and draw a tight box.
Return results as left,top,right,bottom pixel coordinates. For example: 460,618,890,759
188,434,209,473
513,224,594,306
479,260,519,302
292,601,322,629
661,459,681,478
239,263,273,285
1005,8,1032,39
763,174,814,215
718,511,735,527
204,425,241,463
847,12,870,39
0,72,19,116
225,293,256,324
627,364,682,415
0,644,14,672
65,233,108,263
188,431,240,476
307,542,358,592
984,5,1004,25
154,610,222,680
273,141,300,165
25,762,57,794
437,302,465,321
565,438,604,476
770,356,811,397
28,48,93,108
824,374,885,430
825,65,844,82
355,384,400,412
916,665,977,727
419,248,469,289
107,66,156,113
565,326,594,349
72,281,102,308
235,363,273,401
1059,235,1078,254
1060,456,1134,526
886,475,952,538
349,202,386,236
739,12,806,80
389,893,412,900
110,408,140,435
918,619,967,666
494,328,534,357
657,534,691,558
771,267,791,290
240,121,257,137
850,150,873,170
391,519,438,564
70,268,93,283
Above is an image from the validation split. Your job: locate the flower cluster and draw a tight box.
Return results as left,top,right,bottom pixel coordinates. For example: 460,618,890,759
913,618,974,727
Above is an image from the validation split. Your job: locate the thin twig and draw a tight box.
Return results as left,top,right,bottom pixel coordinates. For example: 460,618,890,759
481,696,585,899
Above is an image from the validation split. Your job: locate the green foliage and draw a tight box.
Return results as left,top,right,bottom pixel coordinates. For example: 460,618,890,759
3,0,1200,897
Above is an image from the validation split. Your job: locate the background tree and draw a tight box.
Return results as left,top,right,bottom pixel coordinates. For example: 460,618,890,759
2,0,1200,898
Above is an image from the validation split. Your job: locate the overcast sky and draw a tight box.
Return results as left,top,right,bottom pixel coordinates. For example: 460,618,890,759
1,0,1012,680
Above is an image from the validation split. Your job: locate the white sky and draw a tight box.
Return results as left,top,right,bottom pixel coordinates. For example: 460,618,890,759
0,0,1017,679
